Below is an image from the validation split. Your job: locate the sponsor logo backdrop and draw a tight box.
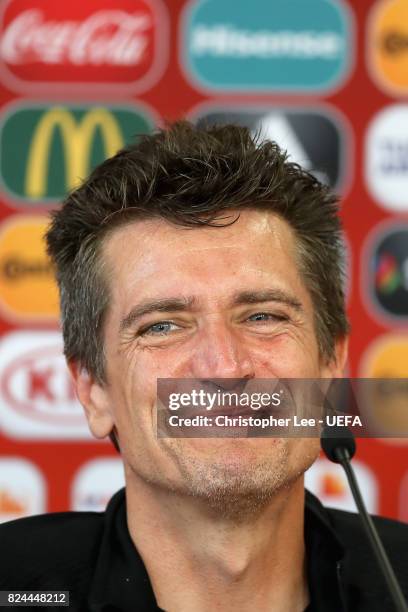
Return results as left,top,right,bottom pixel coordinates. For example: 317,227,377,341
0,0,406,523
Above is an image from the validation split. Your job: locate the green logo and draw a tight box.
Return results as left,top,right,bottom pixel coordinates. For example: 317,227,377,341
182,0,352,92
0,104,155,204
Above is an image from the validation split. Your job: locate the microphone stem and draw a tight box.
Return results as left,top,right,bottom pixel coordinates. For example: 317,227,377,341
336,448,408,612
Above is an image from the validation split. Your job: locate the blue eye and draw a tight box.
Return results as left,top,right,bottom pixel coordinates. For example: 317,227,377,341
142,321,176,336
250,313,270,321
249,312,288,322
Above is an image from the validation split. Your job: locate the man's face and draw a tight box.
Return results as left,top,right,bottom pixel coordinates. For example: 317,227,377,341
81,209,346,515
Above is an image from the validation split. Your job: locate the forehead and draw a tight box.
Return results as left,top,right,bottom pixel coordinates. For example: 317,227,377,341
102,209,306,308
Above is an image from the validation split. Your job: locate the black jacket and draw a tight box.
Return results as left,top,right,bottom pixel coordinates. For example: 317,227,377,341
0,488,407,611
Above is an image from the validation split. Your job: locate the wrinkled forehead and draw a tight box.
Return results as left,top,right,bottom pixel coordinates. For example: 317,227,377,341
102,209,299,276
99,209,311,322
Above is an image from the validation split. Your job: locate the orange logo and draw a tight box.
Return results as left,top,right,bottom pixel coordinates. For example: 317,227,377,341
360,334,408,440
361,334,408,378
0,489,27,514
369,0,408,94
0,459,46,523
321,473,346,497
0,215,58,321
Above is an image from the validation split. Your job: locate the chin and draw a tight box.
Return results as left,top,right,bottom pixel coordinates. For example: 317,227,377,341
167,435,286,467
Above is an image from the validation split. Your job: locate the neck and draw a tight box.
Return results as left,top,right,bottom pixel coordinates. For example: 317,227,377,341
126,474,309,612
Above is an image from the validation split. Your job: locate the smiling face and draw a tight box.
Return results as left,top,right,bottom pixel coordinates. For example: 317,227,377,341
74,209,346,516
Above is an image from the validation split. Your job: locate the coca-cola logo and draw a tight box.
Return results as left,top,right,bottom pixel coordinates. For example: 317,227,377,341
0,0,168,92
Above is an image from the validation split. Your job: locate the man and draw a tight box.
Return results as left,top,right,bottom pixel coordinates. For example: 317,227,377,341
0,122,407,611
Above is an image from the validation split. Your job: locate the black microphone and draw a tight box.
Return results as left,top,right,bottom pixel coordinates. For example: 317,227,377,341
321,426,408,612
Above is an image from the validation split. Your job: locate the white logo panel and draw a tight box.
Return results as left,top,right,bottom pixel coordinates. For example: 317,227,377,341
0,457,46,523
0,330,92,439
366,104,408,211
71,457,125,511
305,457,378,513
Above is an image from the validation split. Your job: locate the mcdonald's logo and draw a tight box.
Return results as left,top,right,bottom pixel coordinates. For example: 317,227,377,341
0,103,155,205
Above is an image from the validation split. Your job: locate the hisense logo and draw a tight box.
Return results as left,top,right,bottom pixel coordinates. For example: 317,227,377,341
190,25,343,60
182,0,352,92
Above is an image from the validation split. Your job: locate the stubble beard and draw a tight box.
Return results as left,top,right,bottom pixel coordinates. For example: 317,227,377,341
161,438,317,523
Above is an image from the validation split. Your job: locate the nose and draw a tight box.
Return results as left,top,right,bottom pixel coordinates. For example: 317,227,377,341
189,320,256,383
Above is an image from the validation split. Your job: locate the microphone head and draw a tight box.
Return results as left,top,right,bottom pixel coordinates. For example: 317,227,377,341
320,425,356,463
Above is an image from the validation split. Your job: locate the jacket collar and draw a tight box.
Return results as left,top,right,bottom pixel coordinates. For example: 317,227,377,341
88,488,346,612
88,488,160,611
304,490,346,611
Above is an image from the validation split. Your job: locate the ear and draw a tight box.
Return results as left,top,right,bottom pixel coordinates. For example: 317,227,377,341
68,361,114,440
320,335,349,378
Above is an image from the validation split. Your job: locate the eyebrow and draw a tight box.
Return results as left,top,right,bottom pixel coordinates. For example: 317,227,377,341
232,289,302,311
119,289,303,334
119,297,197,333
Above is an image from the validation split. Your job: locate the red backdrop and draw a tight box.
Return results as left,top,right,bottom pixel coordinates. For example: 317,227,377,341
0,0,407,522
